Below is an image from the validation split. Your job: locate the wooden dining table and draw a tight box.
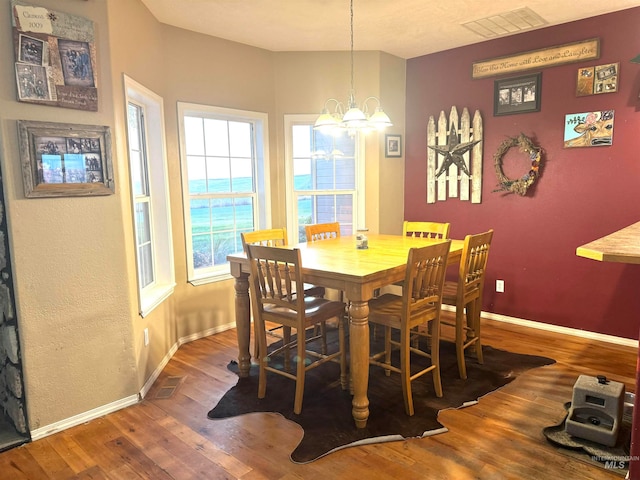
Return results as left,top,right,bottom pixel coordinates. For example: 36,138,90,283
227,233,464,428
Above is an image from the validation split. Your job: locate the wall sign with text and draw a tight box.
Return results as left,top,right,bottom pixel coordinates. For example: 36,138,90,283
472,38,600,79
11,1,98,111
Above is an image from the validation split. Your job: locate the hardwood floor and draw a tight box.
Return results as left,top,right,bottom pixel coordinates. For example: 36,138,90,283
1,312,636,479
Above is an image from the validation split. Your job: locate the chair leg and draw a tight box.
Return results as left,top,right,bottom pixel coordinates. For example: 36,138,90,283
400,325,414,416
293,327,306,414
430,318,443,398
320,320,328,355
257,318,268,400
384,326,392,376
253,319,259,359
338,316,348,390
283,326,292,371
411,326,420,349
455,303,467,380
468,299,483,364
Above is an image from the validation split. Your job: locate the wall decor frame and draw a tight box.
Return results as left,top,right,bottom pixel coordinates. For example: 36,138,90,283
563,110,614,148
494,73,541,116
576,62,619,96
385,134,402,158
427,106,483,203
472,38,600,79
11,1,98,111
18,120,114,198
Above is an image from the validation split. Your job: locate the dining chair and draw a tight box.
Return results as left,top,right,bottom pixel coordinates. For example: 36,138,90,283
246,244,347,414
241,229,325,359
368,240,451,416
440,229,494,380
304,222,343,348
403,221,451,240
305,222,341,242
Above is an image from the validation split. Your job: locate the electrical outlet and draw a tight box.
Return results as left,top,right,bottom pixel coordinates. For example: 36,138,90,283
496,279,505,293
144,328,149,346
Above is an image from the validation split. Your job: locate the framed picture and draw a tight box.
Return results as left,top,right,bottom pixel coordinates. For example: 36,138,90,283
11,1,98,111
576,62,619,96
385,134,402,158
493,73,541,116
563,110,614,148
18,120,114,198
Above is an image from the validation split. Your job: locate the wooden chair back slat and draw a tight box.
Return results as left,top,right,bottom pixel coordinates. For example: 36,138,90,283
403,221,450,240
305,222,341,242
241,228,288,252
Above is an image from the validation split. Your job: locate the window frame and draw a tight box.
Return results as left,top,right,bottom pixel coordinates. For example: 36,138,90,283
124,75,176,317
284,114,365,244
177,102,271,284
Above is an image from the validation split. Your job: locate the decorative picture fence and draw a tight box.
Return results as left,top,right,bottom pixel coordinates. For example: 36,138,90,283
427,106,483,203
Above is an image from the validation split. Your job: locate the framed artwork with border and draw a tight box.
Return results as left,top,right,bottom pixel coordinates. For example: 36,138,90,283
11,1,98,111
563,110,614,148
494,73,541,116
385,134,402,158
576,62,619,96
18,120,114,198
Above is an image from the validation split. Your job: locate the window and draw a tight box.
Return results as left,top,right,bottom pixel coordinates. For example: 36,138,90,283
124,76,175,316
285,115,365,243
178,103,270,284
127,102,153,288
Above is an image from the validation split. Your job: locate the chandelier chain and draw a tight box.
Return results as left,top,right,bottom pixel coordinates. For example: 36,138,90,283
313,0,392,132
350,0,354,99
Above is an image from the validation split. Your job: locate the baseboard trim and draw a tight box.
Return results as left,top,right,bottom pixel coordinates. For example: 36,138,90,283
139,320,236,399
30,394,139,441
29,311,635,443
30,321,237,443
441,305,638,348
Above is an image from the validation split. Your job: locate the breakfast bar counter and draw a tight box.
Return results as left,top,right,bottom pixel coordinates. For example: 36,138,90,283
576,220,640,478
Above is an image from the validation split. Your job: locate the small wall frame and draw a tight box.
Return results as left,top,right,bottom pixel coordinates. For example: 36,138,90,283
576,62,619,96
385,134,402,158
18,120,114,198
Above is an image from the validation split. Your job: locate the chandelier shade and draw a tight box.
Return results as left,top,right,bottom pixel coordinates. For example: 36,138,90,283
314,0,392,134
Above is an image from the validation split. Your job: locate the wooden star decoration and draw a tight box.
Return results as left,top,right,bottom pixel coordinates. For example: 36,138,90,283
428,124,481,178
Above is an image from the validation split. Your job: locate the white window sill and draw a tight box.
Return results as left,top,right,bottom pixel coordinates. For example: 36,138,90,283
140,282,176,317
188,270,233,286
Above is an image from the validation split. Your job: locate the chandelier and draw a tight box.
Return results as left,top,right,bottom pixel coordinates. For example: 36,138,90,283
314,0,392,134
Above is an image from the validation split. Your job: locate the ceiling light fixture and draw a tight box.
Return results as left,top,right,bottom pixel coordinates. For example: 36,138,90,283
314,0,392,135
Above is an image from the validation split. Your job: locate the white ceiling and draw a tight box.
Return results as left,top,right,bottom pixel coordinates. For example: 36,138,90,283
139,0,639,59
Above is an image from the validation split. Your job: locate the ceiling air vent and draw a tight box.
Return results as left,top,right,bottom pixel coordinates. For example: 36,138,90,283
462,7,547,39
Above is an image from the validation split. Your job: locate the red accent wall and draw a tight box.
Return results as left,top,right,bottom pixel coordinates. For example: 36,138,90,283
405,7,640,339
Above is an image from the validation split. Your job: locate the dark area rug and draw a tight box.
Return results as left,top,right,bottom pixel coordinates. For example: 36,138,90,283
543,401,632,477
208,328,555,463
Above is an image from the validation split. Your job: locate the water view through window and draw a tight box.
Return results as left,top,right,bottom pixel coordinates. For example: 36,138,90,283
292,124,356,242
183,112,357,276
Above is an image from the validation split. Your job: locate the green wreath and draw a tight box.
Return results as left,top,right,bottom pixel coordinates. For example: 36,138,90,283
493,134,542,196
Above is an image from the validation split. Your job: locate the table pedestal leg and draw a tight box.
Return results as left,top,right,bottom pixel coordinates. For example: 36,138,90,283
233,272,251,378
628,325,640,478
349,300,370,428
